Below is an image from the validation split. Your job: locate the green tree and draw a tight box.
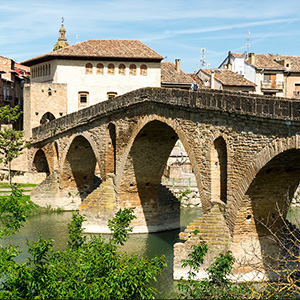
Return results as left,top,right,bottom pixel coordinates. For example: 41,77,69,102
0,128,28,184
0,105,21,125
0,105,27,184
174,240,252,299
0,199,167,299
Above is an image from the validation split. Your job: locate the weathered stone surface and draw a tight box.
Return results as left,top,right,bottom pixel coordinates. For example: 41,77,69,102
27,87,300,280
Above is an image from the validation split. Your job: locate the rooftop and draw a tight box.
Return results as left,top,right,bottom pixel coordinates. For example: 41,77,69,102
200,69,256,87
161,61,194,84
22,39,164,66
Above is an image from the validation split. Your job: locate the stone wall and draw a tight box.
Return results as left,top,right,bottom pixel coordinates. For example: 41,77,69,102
27,87,300,279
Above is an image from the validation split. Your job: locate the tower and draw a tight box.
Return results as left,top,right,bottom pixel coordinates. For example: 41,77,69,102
53,17,70,51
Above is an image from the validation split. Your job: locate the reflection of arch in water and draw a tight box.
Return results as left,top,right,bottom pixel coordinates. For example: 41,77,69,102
33,149,50,174
40,112,55,125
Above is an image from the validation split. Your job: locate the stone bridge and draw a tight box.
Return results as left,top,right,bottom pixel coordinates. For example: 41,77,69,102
28,87,300,280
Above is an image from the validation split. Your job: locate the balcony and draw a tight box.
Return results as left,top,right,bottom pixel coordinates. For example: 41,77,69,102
261,80,284,90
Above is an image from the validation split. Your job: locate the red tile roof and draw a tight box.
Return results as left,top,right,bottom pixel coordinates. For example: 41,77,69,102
161,61,194,84
201,69,256,87
247,54,284,70
22,39,163,66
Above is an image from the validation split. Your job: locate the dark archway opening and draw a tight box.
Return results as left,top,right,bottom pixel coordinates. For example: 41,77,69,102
246,149,300,278
61,136,101,200
211,137,227,203
40,112,55,125
119,120,200,232
107,123,116,174
33,149,50,175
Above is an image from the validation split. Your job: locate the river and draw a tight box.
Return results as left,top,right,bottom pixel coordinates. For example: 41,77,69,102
2,207,202,297
3,206,300,298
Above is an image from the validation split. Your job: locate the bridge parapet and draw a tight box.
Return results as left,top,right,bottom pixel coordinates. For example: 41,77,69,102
31,87,300,142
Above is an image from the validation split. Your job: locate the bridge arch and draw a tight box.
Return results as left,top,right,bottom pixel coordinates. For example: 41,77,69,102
116,116,204,232
210,136,228,204
231,137,300,274
32,148,50,174
231,136,300,233
60,133,100,201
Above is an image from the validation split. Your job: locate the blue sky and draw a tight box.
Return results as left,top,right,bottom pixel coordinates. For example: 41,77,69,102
1,0,300,73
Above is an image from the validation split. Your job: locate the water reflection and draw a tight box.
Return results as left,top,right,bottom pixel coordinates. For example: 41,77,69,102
4,207,300,297
2,208,202,296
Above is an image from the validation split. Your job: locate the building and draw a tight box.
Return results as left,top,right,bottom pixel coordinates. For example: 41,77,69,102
21,23,163,137
270,54,300,98
218,52,300,98
197,68,256,93
161,59,194,89
0,56,30,129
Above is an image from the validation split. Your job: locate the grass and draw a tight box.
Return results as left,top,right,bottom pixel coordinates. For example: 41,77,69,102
0,182,64,216
0,182,37,188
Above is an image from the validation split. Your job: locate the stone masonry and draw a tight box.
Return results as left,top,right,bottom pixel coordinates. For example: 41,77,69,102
28,87,300,280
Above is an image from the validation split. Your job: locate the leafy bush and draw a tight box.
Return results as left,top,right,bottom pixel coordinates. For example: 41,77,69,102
174,240,252,299
0,187,167,299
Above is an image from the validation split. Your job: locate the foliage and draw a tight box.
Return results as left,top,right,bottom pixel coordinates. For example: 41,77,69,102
0,195,166,299
108,207,136,245
0,129,29,184
0,105,21,124
174,240,252,299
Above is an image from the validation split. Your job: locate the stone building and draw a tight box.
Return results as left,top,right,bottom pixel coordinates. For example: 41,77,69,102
21,23,163,138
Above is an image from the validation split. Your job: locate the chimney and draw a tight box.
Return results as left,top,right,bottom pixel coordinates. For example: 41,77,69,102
211,70,215,89
248,53,255,65
175,59,181,72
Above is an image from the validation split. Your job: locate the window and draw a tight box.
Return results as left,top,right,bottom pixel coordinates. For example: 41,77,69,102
129,64,137,75
78,92,89,109
85,63,93,74
107,92,117,100
96,63,104,75
48,64,51,75
108,64,115,75
119,64,126,75
140,64,147,76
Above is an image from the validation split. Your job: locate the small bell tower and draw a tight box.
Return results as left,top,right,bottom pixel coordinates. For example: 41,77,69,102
53,17,70,51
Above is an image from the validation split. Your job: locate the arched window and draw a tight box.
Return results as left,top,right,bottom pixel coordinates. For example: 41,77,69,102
40,112,55,125
96,63,104,75
140,64,147,76
45,65,48,76
129,64,137,76
85,63,93,74
42,65,45,76
118,64,126,75
108,64,115,75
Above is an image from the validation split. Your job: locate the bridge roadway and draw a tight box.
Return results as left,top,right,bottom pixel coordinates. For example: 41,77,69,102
28,87,300,280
